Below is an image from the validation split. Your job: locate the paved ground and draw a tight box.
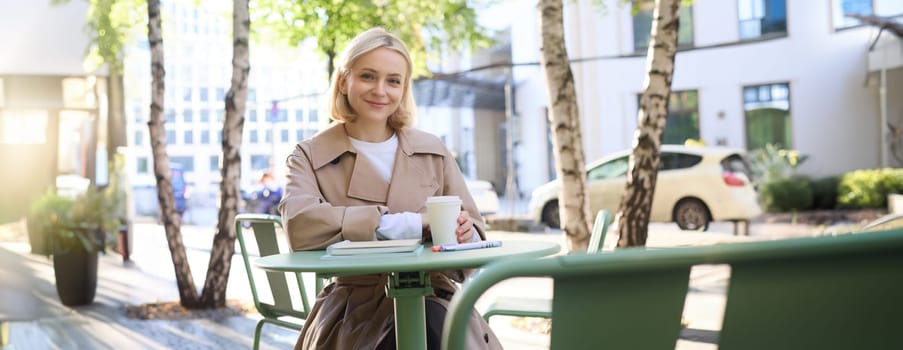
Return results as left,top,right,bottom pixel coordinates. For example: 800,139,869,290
0,215,838,349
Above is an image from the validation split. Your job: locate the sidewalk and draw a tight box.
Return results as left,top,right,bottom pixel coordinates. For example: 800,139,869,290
0,218,822,349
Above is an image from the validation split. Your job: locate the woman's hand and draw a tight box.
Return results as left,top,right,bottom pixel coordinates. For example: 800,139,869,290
456,210,474,243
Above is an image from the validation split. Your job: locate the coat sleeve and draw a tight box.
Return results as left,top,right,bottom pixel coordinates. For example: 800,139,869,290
279,146,388,251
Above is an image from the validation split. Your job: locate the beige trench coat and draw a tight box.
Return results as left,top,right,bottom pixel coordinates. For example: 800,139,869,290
280,123,503,350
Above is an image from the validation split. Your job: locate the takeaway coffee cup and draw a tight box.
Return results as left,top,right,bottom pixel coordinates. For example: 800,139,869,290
426,196,462,245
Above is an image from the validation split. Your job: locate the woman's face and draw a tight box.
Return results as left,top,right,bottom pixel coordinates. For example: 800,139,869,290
342,47,407,124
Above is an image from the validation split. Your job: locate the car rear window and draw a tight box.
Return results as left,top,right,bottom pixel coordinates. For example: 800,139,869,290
659,152,702,171
721,154,753,180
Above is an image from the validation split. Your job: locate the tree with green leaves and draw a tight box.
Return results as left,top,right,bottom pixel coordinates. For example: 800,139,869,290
253,0,493,79
615,0,682,247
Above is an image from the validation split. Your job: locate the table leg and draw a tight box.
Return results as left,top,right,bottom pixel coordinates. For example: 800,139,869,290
386,271,433,350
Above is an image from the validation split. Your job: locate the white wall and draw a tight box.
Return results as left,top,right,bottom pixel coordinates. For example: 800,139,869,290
0,0,94,75
510,0,888,196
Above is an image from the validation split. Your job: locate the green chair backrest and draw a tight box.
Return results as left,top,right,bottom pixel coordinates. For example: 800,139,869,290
235,213,310,321
442,228,903,350
586,210,612,254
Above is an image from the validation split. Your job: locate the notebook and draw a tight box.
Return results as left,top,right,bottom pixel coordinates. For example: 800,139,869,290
321,239,423,259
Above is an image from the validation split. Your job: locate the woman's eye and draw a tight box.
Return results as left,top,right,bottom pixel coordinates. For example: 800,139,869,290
388,79,401,85
360,73,374,80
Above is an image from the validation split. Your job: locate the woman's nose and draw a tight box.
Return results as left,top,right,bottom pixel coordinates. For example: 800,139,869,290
372,81,387,96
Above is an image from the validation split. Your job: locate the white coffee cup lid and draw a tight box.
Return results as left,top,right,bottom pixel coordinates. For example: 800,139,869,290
426,196,461,204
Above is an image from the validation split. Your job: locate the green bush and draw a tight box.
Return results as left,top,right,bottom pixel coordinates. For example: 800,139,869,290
838,168,903,209
809,176,840,210
760,176,813,212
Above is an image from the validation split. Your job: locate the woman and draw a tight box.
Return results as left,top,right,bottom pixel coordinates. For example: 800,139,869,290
280,28,502,350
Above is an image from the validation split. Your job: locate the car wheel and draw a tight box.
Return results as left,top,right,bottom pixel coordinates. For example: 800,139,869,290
542,201,560,229
674,198,710,231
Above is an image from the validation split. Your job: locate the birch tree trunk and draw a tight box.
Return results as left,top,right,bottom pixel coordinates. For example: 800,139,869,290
538,0,591,252
146,0,199,306
199,0,249,307
615,0,680,247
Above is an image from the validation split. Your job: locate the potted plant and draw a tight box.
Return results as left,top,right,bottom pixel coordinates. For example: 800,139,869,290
49,185,123,306
27,191,73,256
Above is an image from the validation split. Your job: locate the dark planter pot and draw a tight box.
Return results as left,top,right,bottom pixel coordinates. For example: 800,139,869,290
52,235,99,306
26,216,51,256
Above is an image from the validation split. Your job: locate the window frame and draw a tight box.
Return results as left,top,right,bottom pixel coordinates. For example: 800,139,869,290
741,81,794,151
631,0,696,53
737,0,788,41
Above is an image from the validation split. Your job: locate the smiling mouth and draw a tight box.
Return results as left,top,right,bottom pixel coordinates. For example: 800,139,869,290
366,101,388,108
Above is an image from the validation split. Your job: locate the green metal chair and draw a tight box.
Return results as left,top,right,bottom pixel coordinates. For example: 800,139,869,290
445,227,903,350
235,213,310,349
480,210,612,321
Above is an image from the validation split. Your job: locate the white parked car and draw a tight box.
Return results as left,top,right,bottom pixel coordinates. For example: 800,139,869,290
466,180,500,216
527,145,762,230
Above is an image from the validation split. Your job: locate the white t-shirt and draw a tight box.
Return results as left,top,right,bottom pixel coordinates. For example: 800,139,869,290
349,134,479,242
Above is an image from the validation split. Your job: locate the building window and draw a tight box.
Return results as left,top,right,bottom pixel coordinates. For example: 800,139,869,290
635,90,700,145
296,129,303,142
309,109,319,122
0,109,50,144
280,129,289,143
133,106,144,123
62,77,97,108
265,129,272,143
743,83,792,151
216,110,224,122
171,156,195,172
200,109,209,123
830,0,900,29
201,130,210,144
664,91,700,144
184,130,194,144
166,129,176,144
738,0,787,40
165,109,176,123
249,109,257,122
249,129,258,143
216,88,225,101
137,157,149,174
183,109,193,123
248,88,257,102
134,130,144,146
632,0,695,52
296,110,304,122
250,154,270,170
200,88,209,101
1,110,48,144
210,155,219,171
183,87,193,102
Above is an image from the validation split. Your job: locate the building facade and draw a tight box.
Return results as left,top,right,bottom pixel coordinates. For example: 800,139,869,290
508,0,903,197
0,0,110,222
123,1,328,221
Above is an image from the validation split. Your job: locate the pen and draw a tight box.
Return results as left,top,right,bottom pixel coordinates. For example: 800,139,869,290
432,240,502,252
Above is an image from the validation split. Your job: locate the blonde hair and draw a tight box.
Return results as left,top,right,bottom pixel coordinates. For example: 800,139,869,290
328,28,417,130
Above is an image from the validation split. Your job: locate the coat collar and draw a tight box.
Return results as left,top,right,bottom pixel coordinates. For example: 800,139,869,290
308,123,445,170
306,122,447,207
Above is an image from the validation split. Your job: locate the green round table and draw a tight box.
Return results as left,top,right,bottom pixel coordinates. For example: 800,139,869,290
254,240,560,349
